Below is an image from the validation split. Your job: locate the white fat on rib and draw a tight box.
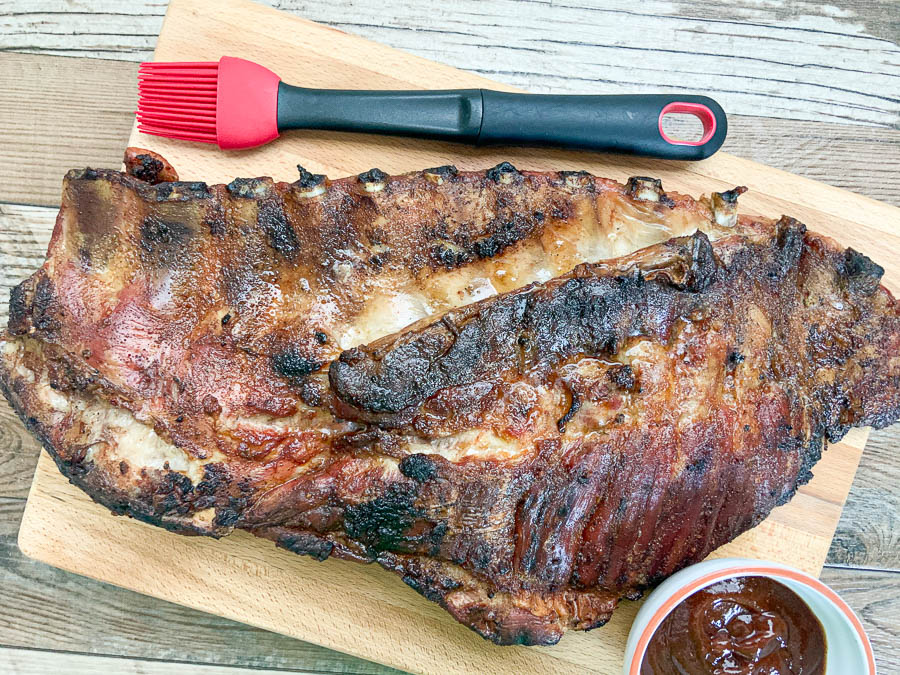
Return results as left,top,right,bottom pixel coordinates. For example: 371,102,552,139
403,428,526,463
607,208,676,258
461,277,498,303
339,289,434,349
19,350,208,485
84,406,202,480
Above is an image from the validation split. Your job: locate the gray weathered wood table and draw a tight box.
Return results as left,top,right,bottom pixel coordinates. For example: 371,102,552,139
1,2,898,673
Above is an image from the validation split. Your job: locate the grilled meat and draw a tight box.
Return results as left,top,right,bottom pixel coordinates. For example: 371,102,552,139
2,152,898,645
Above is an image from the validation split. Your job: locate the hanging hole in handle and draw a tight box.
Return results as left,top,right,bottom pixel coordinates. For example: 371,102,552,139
658,102,717,146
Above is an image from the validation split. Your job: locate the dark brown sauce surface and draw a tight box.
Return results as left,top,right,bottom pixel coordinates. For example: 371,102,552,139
641,575,826,675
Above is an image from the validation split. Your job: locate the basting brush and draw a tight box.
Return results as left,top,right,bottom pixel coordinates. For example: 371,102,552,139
138,56,726,160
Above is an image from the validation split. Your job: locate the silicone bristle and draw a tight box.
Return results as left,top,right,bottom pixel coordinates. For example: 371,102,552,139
137,60,219,143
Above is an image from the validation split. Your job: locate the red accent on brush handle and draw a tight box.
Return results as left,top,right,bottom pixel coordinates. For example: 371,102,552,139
657,102,717,147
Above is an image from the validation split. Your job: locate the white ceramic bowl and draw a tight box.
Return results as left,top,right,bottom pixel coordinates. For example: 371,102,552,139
623,558,875,675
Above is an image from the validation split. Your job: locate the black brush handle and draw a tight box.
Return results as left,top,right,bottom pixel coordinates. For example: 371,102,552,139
479,92,726,160
277,85,726,160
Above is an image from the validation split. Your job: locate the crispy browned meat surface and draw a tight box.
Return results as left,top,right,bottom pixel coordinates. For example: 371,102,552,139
2,153,898,646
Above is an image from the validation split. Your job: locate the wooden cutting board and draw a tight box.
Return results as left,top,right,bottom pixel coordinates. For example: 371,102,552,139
16,0,900,673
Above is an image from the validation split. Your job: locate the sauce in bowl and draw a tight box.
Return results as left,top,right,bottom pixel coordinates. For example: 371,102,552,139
641,575,826,675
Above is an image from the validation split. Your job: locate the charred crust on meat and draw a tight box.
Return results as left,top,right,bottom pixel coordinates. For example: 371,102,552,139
139,215,190,262
77,245,92,269
401,574,446,603
128,154,165,183
727,350,745,370
368,250,390,269
556,390,582,433
226,177,271,198
358,168,388,184
770,216,806,279
785,430,826,504
7,282,30,335
195,463,227,495
134,154,164,181
214,507,240,528
626,176,665,203
31,277,60,335
139,216,181,247
486,161,519,182
295,165,326,189
204,206,227,237
331,233,722,419
841,248,884,295
258,197,300,260
157,471,195,514
399,453,438,482
430,243,474,269
275,531,334,561
299,380,324,407
685,231,718,292
472,217,533,259
609,364,636,391
154,181,209,201
271,347,322,381
343,483,425,553
686,455,710,475
124,148,179,184
423,165,459,178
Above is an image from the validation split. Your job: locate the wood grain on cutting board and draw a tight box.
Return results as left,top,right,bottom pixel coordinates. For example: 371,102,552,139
15,0,900,673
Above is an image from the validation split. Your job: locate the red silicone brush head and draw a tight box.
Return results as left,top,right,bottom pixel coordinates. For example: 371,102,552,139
137,56,281,150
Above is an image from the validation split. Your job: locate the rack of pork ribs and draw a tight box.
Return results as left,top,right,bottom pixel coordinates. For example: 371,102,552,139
2,148,898,645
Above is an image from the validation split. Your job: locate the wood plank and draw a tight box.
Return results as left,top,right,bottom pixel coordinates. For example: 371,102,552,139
1,0,898,127
724,116,900,208
820,566,900,674
3,0,896,672
829,426,900,570
0,402,39,501
0,646,318,675
8,1,900,671
0,53,136,207
0,204,53,324
0,498,399,674
0,204,52,499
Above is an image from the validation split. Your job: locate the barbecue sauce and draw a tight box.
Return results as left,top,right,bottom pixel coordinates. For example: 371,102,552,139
641,576,826,675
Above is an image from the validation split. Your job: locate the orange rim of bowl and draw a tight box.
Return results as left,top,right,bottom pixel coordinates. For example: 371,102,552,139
628,565,876,675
